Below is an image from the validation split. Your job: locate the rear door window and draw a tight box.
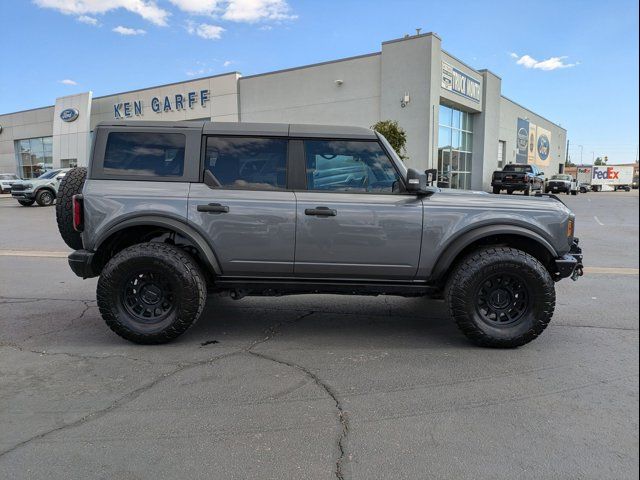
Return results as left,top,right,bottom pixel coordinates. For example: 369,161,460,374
103,132,185,177
204,137,288,190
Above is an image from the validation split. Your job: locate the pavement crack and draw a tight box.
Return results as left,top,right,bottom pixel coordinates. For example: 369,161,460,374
244,310,349,480
245,310,315,351
248,350,350,480
21,301,96,342
0,351,237,460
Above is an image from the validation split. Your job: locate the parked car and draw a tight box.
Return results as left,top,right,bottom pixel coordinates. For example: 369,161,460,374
614,184,631,192
579,182,591,193
0,173,20,194
491,163,545,195
57,121,583,348
546,174,578,195
11,168,70,206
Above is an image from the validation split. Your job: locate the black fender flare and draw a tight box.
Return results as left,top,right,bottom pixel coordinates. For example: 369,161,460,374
94,214,222,275
431,224,558,280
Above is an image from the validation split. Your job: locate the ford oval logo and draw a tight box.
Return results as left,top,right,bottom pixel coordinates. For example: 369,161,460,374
60,108,79,122
537,134,550,161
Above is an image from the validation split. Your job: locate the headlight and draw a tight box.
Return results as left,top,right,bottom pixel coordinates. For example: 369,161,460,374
23,184,33,189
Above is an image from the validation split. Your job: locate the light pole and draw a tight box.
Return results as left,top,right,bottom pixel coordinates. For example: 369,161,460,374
592,151,595,163
578,145,583,165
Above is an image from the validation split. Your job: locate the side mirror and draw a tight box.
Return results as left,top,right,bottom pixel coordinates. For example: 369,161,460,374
539,171,545,176
406,168,437,195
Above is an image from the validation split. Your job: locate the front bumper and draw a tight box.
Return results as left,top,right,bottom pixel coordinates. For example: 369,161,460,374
68,250,98,279
12,191,35,200
554,238,583,281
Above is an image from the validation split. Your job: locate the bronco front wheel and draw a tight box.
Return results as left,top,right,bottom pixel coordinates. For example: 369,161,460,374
97,242,207,344
446,247,555,348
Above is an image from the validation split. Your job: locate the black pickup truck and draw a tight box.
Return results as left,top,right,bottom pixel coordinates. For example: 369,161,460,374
492,163,545,195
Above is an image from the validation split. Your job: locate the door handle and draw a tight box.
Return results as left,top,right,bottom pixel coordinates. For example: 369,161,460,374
197,203,229,214
305,206,337,217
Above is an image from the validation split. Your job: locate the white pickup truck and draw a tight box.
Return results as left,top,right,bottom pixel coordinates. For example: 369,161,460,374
545,174,578,195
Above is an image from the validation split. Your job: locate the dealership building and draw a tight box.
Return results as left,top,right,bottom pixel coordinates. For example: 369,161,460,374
0,32,566,190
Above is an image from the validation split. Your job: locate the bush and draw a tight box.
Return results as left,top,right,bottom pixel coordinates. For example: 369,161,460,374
371,120,408,161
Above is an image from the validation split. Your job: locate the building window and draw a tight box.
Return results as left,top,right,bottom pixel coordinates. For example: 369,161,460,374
437,104,473,189
61,159,77,168
498,140,506,169
15,136,53,178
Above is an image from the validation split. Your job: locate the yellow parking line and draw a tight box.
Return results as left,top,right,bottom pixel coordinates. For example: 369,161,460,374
0,250,69,258
583,267,639,275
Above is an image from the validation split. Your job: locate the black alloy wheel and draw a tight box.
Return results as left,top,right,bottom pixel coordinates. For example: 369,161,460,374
475,273,531,327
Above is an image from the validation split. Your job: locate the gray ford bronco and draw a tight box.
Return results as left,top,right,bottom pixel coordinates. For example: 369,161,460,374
56,121,583,347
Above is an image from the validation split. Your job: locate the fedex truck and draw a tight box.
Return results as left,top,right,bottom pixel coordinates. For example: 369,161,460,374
590,165,634,191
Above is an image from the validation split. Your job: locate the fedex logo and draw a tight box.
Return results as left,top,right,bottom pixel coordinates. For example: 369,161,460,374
593,167,620,180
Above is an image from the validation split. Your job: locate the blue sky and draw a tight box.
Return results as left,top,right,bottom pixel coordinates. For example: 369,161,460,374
1,0,638,164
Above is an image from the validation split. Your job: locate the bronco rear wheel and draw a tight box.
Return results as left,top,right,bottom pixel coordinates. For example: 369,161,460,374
56,167,87,250
97,242,206,344
446,247,555,348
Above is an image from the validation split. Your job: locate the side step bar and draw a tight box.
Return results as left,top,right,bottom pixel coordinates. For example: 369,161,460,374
213,277,440,299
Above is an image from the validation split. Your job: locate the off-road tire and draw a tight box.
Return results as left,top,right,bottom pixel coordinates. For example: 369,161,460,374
56,167,87,250
97,242,207,344
492,187,500,194
18,199,35,206
446,247,555,348
36,189,55,206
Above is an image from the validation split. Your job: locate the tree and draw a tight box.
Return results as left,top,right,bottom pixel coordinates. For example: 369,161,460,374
594,156,607,166
371,120,408,160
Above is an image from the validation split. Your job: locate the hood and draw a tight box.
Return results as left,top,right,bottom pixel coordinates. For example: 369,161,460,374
432,188,572,214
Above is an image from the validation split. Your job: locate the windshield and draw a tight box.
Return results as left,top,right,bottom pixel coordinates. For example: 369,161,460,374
37,170,62,179
551,175,572,180
0,174,18,180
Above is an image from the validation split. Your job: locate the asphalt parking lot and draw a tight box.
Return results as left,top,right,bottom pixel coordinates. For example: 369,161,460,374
0,190,638,479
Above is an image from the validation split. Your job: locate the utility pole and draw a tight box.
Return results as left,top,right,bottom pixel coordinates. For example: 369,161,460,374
578,145,583,165
566,139,570,164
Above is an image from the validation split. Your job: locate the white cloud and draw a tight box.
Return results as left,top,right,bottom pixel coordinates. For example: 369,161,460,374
59,79,78,85
222,0,296,22
510,52,578,71
186,21,225,39
77,15,98,25
223,60,232,67
168,0,220,15
113,25,147,35
34,0,169,26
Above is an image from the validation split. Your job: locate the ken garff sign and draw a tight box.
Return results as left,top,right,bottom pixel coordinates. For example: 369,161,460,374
60,108,79,122
441,61,481,103
113,89,210,119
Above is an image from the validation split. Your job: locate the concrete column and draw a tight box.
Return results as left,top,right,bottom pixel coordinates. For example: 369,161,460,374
380,33,441,171
471,70,501,191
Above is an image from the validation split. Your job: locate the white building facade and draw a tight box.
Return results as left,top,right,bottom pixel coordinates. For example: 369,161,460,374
0,33,566,190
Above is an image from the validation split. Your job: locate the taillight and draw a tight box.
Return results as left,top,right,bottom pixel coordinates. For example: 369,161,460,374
72,194,84,232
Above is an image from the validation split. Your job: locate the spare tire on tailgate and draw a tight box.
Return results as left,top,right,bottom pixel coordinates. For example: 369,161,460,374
56,167,87,250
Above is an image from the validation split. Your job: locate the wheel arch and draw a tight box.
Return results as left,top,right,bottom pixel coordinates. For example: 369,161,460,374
93,215,222,277
431,224,558,284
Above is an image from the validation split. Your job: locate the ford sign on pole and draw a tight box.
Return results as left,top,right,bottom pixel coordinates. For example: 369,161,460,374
60,108,79,122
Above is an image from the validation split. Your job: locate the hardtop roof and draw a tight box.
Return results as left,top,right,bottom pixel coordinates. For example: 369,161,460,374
95,120,377,139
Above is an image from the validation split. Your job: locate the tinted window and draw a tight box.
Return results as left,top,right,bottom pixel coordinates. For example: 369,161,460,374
204,137,287,190
304,140,400,193
104,133,185,176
